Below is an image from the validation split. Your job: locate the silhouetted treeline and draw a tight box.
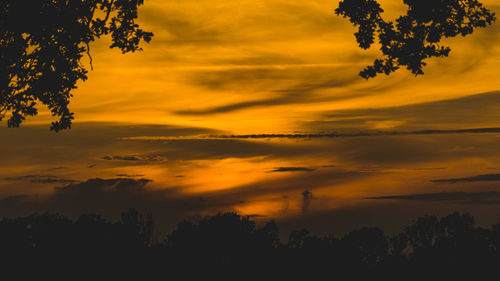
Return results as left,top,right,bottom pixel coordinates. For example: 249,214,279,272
1,210,499,280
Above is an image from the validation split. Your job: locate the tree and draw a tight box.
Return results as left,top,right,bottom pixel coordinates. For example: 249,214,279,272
0,0,153,131
120,208,154,247
335,0,496,78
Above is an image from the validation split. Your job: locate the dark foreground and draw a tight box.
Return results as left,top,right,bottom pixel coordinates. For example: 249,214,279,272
1,210,498,280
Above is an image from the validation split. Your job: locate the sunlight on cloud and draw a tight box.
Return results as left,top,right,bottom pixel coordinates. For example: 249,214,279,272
4,0,500,232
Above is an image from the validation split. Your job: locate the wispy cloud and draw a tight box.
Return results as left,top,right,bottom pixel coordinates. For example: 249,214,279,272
216,127,500,139
2,175,79,184
269,167,315,173
55,178,153,194
116,174,146,178
312,91,500,132
407,167,446,171
175,95,304,115
122,127,500,141
431,174,500,183
101,155,166,162
0,195,29,204
366,191,500,202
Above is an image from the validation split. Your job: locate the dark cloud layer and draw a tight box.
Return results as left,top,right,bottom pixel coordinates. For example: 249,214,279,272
4,173,500,239
178,65,362,115
140,0,348,47
140,139,323,160
121,127,500,166
0,195,29,204
0,168,373,228
101,155,165,162
0,178,176,220
408,167,446,171
207,170,374,204
2,175,79,184
431,174,500,183
269,167,316,173
175,90,369,116
313,91,500,132
211,127,500,139
188,66,358,92
115,174,146,178
0,122,219,167
55,178,152,194
366,191,500,202
176,95,306,115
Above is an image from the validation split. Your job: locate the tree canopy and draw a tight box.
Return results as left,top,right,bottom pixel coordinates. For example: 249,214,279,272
335,0,496,79
2,210,500,279
0,0,153,131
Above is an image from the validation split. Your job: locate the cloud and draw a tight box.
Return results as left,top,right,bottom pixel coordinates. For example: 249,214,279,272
177,64,363,115
365,191,500,202
407,168,446,171
0,122,219,167
0,167,373,219
120,126,500,141
141,13,223,45
115,174,146,178
4,172,500,239
431,174,500,184
312,91,500,132
210,127,500,139
0,175,274,228
0,178,175,220
269,167,315,173
440,19,500,75
101,155,166,162
327,133,500,166
187,65,358,92
205,169,374,203
117,126,500,166
48,167,68,171
175,86,369,116
118,138,322,160
0,195,29,204
139,0,348,46
54,178,152,194
2,175,79,184
175,95,305,115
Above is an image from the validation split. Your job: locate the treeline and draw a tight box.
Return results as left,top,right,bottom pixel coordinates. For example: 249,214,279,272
0,210,498,280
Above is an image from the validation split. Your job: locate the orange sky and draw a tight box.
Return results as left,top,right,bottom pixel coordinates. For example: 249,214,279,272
1,0,500,234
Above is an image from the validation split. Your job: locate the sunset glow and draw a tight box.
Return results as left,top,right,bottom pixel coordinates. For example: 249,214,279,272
2,0,500,235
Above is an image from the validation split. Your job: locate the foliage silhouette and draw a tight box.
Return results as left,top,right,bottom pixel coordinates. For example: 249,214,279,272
335,0,496,78
0,0,153,131
1,210,500,280
164,212,280,278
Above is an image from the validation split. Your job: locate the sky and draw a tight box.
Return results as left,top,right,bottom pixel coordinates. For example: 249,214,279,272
1,0,500,236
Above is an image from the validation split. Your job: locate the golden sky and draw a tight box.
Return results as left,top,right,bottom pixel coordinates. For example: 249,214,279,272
1,0,500,234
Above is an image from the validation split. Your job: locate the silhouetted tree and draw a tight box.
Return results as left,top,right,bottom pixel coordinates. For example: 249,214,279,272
404,214,440,250
120,207,154,247
335,0,496,78
342,227,388,266
288,228,310,249
167,212,278,257
2,210,500,279
165,212,281,279
0,0,153,131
